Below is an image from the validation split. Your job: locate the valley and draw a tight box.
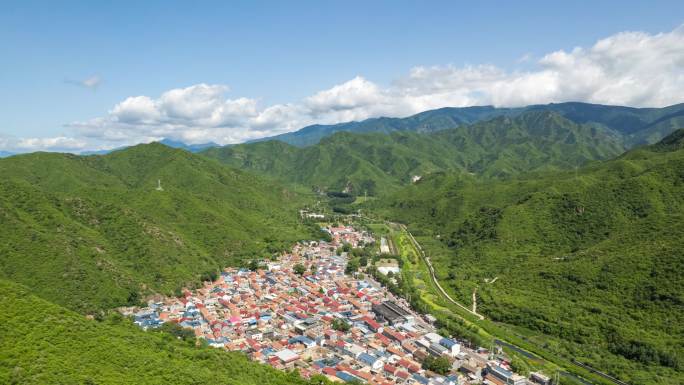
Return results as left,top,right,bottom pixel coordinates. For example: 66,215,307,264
1,106,682,385
3,6,684,385
365,130,684,385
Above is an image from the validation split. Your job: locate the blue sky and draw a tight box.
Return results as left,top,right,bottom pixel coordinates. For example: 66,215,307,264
1,1,683,152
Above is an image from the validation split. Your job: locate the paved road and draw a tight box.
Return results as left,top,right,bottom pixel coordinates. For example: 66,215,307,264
388,222,622,385
396,222,485,320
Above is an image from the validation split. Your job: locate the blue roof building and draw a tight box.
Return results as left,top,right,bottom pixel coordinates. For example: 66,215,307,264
336,371,362,383
412,373,429,384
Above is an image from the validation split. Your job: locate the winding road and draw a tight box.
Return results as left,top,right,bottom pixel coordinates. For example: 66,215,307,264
395,222,485,320
389,222,629,385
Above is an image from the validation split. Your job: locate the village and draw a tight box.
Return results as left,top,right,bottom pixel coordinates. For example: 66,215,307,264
124,225,552,385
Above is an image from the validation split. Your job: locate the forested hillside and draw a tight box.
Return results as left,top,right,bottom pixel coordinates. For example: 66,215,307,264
0,143,313,313
203,111,626,195
254,102,684,147
374,130,684,384
0,279,323,385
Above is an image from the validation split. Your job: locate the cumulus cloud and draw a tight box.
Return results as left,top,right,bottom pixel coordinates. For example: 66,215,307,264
67,83,266,145
394,25,684,108
4,24,682,153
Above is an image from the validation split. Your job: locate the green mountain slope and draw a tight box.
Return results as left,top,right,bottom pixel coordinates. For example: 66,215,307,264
254,102,684,147
375,130,684,384
0,143,312,313
252,105,520,147
0,279,319,385
203,111,626,195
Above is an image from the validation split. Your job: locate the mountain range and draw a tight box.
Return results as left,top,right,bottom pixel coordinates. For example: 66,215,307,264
253,102,684,147
1,101,683,384
78,138,220,156
372,130,684,384
203,110,628,195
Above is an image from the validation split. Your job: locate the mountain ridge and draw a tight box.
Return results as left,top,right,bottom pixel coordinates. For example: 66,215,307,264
252,101,684,147
371,129,684,384
203,110,627,195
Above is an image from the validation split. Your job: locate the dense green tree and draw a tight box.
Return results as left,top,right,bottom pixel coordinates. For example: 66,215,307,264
422,355,451,375
293,263,306,276
376,130,684,384
331,318,351,332
345,259,360,275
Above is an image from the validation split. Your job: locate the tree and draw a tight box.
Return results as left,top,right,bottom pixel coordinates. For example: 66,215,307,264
293,263,306,276
422,355,451,375
310,265,318,274
331,318,351,332
158,322,195,342
345,259,360,275
510,355,530,376
248,259,260,271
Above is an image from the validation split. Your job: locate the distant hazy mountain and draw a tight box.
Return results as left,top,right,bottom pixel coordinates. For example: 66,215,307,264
78,139,219,156
80,148,121,155
252,102,684,147
203,110,626,195
0,151,15,158
251,105,519,146
159,138,220,152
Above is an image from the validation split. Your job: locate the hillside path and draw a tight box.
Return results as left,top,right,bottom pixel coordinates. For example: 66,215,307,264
394,222,485,320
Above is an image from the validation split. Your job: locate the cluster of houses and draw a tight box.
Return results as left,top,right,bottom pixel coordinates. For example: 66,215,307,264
125,226,551,385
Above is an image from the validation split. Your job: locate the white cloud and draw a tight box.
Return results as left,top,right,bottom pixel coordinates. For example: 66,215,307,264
305,76,385,114
65,75,102,90
16,136,88,151
4,24,681,153
112,96,160,124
